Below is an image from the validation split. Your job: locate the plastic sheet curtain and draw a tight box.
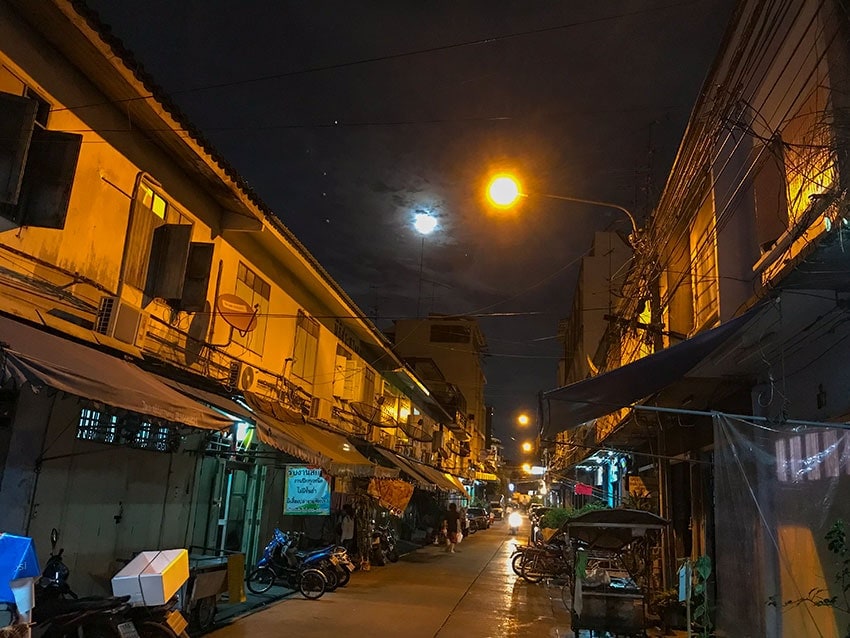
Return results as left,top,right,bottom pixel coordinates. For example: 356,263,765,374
714,413,850,637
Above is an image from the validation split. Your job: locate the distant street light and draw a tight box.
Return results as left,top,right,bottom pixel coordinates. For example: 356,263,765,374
484,173,639,247
517,413,530,427
521,441,533,453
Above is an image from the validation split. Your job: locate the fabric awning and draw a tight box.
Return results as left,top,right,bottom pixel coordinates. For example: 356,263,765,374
157,377,255,422
542,306,763,438
372,447,434,488
245,393,395,477
0,315,231,430
409,460,467,495
444,473,471,499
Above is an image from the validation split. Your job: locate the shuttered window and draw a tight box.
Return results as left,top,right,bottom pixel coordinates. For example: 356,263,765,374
233,262,270,354
292,310,319,384
690,192,719,331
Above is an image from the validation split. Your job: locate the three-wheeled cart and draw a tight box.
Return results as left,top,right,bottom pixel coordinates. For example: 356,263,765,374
562,509,668,638
181,553,234,632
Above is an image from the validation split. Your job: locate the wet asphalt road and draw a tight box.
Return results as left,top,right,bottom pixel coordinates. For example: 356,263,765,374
209,517,574,638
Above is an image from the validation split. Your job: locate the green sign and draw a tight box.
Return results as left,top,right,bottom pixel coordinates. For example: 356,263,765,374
284,466,330,515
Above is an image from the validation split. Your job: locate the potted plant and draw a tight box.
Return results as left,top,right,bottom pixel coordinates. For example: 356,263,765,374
650,588,686,634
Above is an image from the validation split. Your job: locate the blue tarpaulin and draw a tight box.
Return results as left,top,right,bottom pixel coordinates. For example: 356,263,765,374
0,533,40,603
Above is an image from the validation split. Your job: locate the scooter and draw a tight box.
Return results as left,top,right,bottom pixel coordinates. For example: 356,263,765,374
508,511,522,535
245,529,328,598
32,529,136,638
369,523,399,566
280,531,354,589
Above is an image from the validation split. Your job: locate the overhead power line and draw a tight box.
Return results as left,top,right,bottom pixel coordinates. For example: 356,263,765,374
56,0,702,113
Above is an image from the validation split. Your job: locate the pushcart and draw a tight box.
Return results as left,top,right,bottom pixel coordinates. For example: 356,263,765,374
562,509,667,638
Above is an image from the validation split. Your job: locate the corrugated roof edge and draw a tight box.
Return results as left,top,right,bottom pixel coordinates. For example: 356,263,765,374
67,0,397,354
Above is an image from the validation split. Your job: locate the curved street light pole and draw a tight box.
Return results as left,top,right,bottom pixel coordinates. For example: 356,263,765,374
531,192,638,240
486,175,640,247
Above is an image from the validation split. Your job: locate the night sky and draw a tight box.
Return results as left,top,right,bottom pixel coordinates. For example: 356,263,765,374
84,0,735,459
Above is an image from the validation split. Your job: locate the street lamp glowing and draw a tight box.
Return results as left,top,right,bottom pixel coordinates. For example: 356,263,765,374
521,441,533,453
522,462,532,473
413,212,438,235
483,171,640,246
486,174,522,208
517,414,530,427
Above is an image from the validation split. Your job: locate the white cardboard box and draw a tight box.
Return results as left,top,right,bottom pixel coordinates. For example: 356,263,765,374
111,549,189,606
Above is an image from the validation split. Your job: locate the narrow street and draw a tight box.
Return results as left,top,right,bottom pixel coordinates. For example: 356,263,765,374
210,519,572,638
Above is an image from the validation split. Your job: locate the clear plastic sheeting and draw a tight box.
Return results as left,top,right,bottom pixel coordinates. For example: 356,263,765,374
714,413,850,637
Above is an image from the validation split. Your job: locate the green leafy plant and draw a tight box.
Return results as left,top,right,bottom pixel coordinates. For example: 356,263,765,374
767,520,850,637
538,502,609,530
692,555,713,637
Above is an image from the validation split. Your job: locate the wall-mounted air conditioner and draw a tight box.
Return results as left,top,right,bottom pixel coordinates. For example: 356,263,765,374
310,397,331,421
228,361,257,392
94,296,148,345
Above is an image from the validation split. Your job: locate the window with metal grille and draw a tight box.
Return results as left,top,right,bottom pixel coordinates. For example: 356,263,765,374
76,407,180,452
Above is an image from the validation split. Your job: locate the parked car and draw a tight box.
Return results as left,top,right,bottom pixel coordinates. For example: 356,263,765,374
466,507,491,530
489,502,504,520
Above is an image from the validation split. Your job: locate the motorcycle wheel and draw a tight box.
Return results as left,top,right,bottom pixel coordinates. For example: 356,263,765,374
298,569,326,600
319,560,339,591
385,546,399,563
371,547,386,566
335,566,351,587
137,621,178,638
246,566,276,594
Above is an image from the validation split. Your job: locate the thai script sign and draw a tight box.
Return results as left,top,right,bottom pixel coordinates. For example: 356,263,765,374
284,466,330,515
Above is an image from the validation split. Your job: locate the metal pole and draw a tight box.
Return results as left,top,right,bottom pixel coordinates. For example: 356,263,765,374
416,236,425,318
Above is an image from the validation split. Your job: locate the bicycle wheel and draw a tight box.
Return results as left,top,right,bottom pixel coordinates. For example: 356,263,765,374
511,552,526,576
246,566,276,594
298,568,326,600
560,580,573,611
520,553,545,584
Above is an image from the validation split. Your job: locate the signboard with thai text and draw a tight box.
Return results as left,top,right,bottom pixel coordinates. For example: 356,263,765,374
284,466,330,515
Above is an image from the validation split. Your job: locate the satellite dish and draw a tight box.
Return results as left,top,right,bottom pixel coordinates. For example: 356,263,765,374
400,418,433,443
216,294,258,333
350,402,380,423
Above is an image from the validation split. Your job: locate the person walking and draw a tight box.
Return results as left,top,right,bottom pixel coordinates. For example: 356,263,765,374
339,503,356,557
442,502,461,553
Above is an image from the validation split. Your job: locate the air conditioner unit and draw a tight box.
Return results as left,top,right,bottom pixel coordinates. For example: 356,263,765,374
228,362,257,392
310,397,331,421
94,296,148,345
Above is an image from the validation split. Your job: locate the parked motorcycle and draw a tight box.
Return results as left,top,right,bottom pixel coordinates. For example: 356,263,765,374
246,529,327,599
369,523,399,566
281,531,354,590
33,529,184,638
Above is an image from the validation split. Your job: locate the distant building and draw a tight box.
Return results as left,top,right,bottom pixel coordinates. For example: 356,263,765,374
389,316,492,477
